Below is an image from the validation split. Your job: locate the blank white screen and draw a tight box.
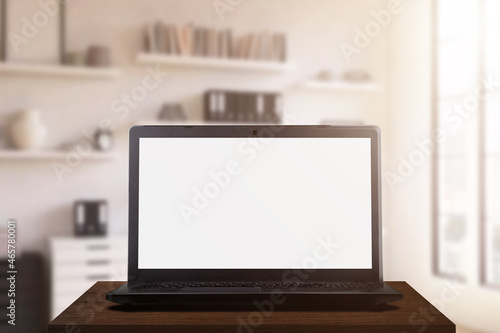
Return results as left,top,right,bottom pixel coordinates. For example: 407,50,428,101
138,137,372,269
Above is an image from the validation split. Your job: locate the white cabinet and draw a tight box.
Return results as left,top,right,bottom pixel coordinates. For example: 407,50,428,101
50,237,127,319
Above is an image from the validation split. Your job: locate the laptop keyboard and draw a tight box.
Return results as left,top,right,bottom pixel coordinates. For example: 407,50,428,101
143,281,384,290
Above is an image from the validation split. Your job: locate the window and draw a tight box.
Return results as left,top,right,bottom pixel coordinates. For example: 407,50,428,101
482,0,500,288
433,0,500,288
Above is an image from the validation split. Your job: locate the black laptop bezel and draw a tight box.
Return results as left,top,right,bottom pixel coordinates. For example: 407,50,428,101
128,125,382,284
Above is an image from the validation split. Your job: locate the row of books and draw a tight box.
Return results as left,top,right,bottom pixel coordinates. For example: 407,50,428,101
144,23,287,62
204,90,283,123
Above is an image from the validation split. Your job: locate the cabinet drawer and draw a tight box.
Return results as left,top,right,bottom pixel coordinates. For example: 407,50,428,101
52,248,126,263
51,238,127,252
51,238,127,263
53,261,127,280
50,237,128,320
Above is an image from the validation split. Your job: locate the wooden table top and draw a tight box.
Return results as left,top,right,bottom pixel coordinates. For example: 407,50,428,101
48,281,455,333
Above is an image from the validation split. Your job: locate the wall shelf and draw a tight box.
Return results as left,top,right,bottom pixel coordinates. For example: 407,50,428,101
0,150,117,161
301,80,382,92
134,119,193,126
136,53,296,73
0,62,120,79
133,119,279,126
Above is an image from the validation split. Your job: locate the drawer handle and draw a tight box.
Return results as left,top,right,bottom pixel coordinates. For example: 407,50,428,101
87,274,110,281
86,260,110,266
86,245,109,251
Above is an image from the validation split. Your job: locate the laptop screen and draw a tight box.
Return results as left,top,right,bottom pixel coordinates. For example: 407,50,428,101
138,137,372,270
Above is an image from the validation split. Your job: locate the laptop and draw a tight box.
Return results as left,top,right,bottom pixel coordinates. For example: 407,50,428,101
107,125,402,307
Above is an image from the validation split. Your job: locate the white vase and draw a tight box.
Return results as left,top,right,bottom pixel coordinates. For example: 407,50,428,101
11,109,47,150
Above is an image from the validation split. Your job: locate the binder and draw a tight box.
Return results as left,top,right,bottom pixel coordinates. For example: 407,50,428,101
264,93,283,123
204,90,283,123
218,91,226,121
204,90,218,121
74,200,107,237
256,93,265,122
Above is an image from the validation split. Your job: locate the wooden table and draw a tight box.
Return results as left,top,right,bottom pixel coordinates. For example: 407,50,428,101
48,281,455,332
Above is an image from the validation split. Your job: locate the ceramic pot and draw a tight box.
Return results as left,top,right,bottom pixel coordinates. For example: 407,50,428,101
86,46,111,67
65,51,87,66
317,70,336,81
10,109,47,150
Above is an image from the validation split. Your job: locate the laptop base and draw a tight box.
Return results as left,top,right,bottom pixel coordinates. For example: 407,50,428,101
106,282,403,308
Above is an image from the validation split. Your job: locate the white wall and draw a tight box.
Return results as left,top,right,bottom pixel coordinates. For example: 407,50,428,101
387,0,500,331
2,0,497,330
0,0,390,253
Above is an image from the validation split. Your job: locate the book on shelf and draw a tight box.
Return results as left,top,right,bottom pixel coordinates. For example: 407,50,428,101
154,21,166,54
243,34,253,59
273,33,287,62
142,22,287,62
175,24,185,55
218,29,231,59
168,24,179,55
145,24,156,53
208,28,217,58
259,31,270,61
193,27,202,56
186,24,195,56
247,34,257,60
202,28,209,57
176,24,194,56
226,30,234,58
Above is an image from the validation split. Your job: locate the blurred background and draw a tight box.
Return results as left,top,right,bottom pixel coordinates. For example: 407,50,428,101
0,0,499,332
